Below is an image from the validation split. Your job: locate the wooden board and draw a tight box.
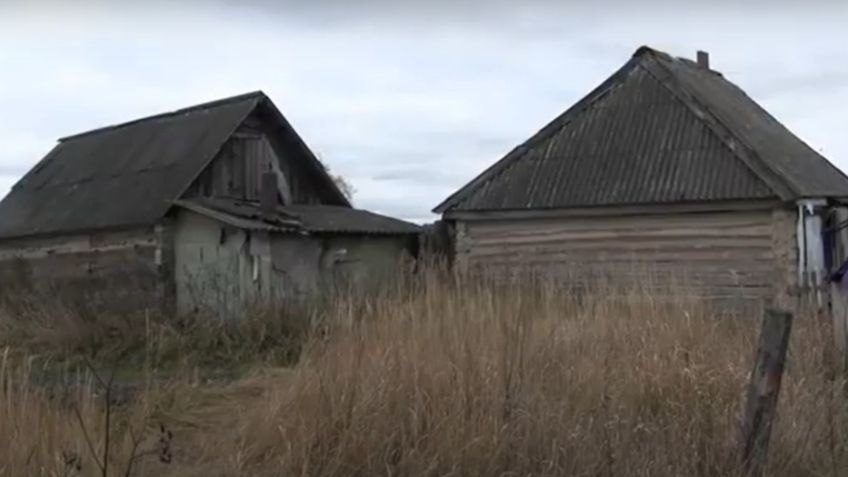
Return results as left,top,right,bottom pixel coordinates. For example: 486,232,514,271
458,209,786,302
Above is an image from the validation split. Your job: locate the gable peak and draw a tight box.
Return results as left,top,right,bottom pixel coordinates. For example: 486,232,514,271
59,91,268,143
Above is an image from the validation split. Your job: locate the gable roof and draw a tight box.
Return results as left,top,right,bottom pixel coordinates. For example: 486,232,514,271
0,91,350,239
434,46,848,214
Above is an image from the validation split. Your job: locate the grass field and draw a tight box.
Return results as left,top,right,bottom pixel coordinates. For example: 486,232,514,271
2,269,848,476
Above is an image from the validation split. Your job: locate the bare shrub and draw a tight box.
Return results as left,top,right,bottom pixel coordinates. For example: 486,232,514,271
0,351,177,477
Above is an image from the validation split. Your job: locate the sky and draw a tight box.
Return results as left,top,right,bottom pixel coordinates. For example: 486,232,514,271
1,1,847,222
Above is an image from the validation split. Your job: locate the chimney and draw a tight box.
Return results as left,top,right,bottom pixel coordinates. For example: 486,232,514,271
260,172,278,220
696,50,710,69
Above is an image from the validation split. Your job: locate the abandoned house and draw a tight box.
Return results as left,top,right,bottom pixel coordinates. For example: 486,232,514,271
434,46,848,309
0,91,419,316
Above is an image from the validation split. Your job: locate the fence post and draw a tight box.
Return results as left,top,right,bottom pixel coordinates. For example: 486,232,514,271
830,283,848,373
740,308,793,476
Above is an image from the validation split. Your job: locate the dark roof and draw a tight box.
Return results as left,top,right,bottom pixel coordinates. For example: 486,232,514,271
177,197,421,235
173,199,301,233
435,46,848,213
0,91,350,239
282,204,420,234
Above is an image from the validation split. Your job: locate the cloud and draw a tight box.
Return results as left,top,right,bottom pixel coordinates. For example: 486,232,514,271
0,130,54,192
0,2,847,222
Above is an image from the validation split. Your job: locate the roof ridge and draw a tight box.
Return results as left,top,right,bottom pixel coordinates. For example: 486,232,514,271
638,54,798,199
433,45,848,214
432,54,643,213
698,66,848,196
59,91,267,142
633,45,668,60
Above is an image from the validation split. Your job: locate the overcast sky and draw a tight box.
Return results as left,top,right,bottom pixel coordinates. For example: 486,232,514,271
1,1,847,222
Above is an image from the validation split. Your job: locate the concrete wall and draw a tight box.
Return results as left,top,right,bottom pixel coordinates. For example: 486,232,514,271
316,235,413,292
174,211,267,317
174,210,413,316
453,206,797,306
0,226,169,311
269,235,323,298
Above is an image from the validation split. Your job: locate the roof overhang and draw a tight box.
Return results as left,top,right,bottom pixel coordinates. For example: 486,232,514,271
443,198,784,221
173,199,301,233
174,198,420,235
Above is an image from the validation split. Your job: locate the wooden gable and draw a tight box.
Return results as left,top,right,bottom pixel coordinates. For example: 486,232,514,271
183,112,329,206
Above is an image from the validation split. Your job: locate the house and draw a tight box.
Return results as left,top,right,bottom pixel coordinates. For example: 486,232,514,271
0,91,419,316
434,46,848,308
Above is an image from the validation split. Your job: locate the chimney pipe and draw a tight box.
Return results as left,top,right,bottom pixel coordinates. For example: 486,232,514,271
696,50,710,69
260,172,278,220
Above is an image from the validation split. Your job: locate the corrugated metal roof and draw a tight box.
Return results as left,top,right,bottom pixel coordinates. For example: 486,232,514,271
655,53,848,197
0,93,262,238
178,197,420,235
0,91,351,239
282,204,420,234
173,199,301,232
435,46,848,213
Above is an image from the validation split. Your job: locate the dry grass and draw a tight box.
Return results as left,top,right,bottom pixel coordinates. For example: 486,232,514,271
3,269,848,476
0,285,310,370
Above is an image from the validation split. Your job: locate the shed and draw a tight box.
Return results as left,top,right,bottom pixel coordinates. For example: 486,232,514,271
0,92,419,315
434,46,848,307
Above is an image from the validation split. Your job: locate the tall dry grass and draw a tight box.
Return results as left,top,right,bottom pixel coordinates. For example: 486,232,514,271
3,268,848,476
0,285,310,369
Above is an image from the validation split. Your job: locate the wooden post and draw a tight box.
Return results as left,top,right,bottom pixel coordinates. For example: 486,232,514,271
830,283,848,372
740,308,793,476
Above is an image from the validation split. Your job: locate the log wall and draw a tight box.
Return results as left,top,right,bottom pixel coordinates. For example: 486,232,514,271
0,226,170,312
456,207,797,304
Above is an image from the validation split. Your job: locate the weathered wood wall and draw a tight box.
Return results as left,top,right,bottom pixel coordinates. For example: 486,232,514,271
184,116,325,205
187,130,283,202
455,207,797,304
0,226,172,311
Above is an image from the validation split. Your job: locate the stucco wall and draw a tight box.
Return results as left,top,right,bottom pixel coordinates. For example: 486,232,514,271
174,210,414,316
173,211,268,317
269,235,323,298
316,235,412,292
0,227,166,311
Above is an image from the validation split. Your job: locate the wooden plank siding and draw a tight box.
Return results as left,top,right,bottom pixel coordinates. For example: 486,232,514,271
184,117,320,205
184,131,301,204
189,133,278,202
457,208,794,303
0,227,170,312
